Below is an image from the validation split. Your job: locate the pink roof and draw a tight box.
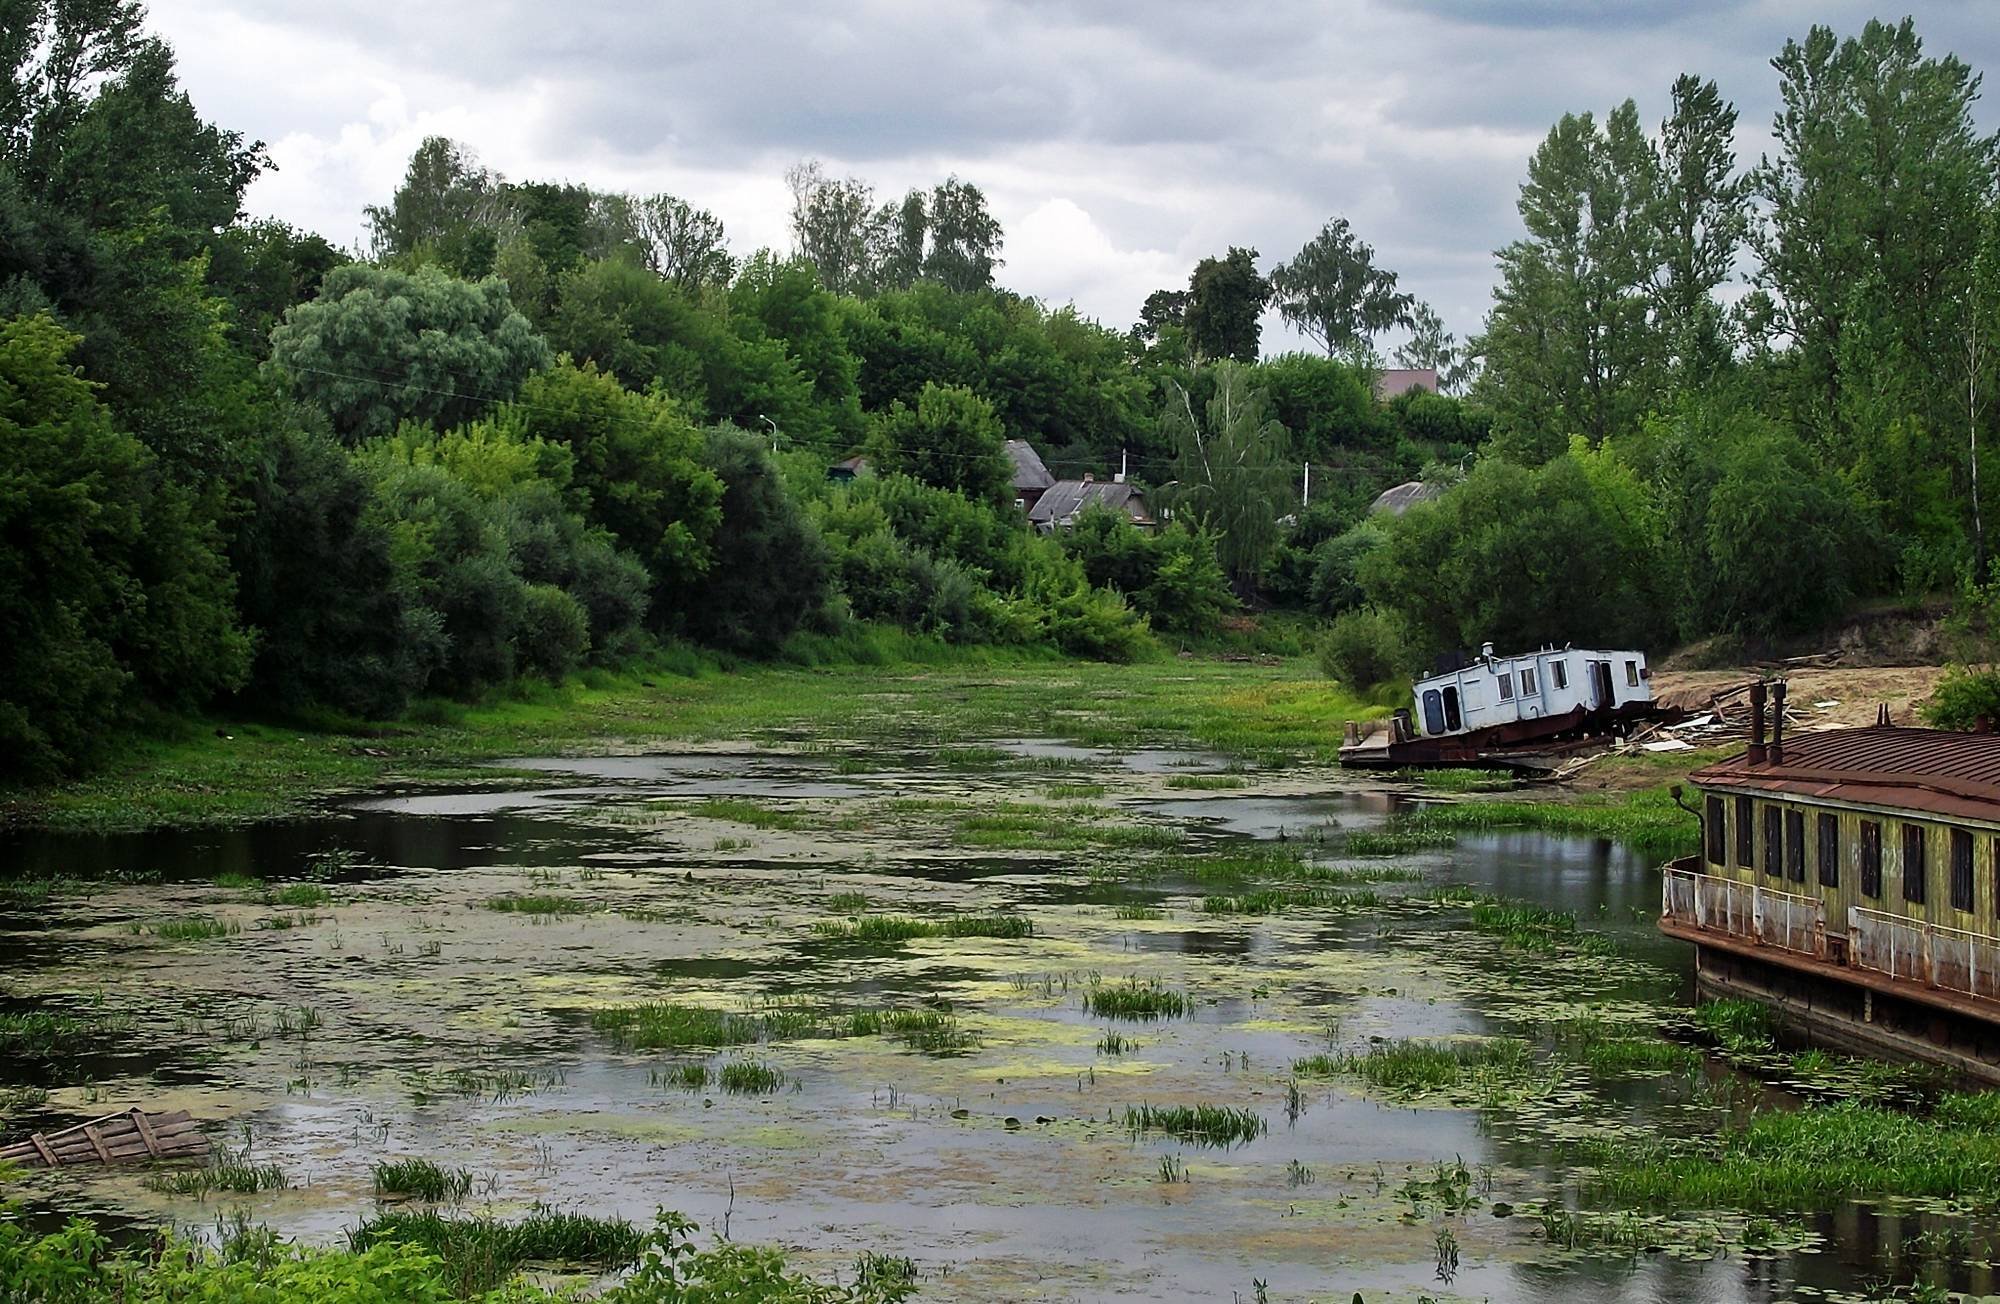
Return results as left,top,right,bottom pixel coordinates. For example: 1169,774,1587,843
1375,368,1438,400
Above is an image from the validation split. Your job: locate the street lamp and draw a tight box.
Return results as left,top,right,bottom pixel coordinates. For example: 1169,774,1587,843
759,414,780,453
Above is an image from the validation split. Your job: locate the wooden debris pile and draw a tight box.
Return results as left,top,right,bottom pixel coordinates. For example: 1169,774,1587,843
1,1107,206,1168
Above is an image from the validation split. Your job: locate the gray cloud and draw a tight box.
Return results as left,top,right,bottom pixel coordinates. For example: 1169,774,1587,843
147,0,2000,352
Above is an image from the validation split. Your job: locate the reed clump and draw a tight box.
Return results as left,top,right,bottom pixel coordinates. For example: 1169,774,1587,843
1122,1102,1266,1147
1084,979,1187,1020
372,1158,473,1204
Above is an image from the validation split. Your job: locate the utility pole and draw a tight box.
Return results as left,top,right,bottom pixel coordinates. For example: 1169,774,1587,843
1303,460,1311,507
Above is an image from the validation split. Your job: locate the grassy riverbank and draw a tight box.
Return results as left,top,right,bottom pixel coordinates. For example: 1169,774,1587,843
1,643,1399,834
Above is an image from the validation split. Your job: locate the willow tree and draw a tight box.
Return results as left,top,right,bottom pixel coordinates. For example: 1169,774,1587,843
1161,362,1294,595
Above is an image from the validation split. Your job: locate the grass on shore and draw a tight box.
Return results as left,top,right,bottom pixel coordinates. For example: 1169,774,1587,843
1,645,1392,835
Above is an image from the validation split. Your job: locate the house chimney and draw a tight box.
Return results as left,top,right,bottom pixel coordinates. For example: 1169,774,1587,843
1748,680,1768,765
1770,680,1788,765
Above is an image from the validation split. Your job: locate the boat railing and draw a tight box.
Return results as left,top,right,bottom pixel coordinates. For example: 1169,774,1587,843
1661,867,1825,958
1849,908,2000,1003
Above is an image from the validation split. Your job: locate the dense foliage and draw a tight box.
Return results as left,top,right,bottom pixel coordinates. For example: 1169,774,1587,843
6,3,1997,772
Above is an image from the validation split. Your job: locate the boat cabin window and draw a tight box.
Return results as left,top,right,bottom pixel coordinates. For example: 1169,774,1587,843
1860,821,1882,898
1442,687,1461,732
1421,689,1444,735
1496,672,1513,701
1784,809,1806,882
1551,662,1568,691
1762,805,1782,878
1704,796,1726,864
1903,824,1927,904
1817,812,1838,887
1520,668,1538,695
1951,828,1974,912
1625,660,1641,687
1734,796,1753,867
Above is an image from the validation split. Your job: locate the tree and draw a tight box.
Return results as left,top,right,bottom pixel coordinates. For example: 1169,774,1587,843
866,381,1011,503
267,263,551,442
1393,302,1467,392
363,136,517,274
1183,247,1267,364
1360,447,1670,659
1269,218,1412,362
231,415,427,717
633,193,734,292
0,313,247,776
498,362,725,624
1474,102,1661,456
913,175,1003,293
1651,75,1747,385
1753,19,1998,541
673,426,831,652
1162,361,1294,593
1,0,147,192
786,160,881,296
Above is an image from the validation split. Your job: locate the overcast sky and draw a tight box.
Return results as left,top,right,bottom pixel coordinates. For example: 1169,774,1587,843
146,1,2000,354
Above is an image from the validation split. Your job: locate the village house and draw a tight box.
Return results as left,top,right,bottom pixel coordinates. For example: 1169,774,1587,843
1005,439,1054,513
1027,476,1157,532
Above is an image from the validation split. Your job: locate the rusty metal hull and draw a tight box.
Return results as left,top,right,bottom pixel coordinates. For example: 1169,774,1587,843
1338,701,1673,772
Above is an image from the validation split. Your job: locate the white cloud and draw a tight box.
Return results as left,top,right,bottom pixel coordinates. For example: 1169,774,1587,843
143,0,2000,352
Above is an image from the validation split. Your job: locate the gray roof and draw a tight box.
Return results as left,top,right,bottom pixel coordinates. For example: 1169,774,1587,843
1028,479,1153,526
1005,439,1054,493
1369,480,1443,515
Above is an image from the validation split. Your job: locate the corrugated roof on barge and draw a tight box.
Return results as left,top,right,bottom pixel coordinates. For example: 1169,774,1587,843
1691,726,2000,821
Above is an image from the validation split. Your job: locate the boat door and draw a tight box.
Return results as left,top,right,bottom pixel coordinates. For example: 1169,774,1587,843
1590,660,1615,708
1422,689,1445,735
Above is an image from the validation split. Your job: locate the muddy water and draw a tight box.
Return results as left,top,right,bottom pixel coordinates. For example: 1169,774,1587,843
0,748,1979,1301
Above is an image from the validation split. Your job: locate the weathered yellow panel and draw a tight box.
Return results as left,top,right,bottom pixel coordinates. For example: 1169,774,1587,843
1693,783,2000,940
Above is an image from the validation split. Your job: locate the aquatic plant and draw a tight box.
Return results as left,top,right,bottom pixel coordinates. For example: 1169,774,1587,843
1466,901,1612,955
1045,783,1107,800
691,798,805,831
1580,1099,2000,1209
592,1003,760,1050
0,1007,132,1059
1165,774,1246,790
1341,828,1456,856
151,914,240,942
1085,980,1187,1020
1693,998,1776,1054
348,1206,643,1296
372,1158,472,1204
932,746,1012,769
1580,1038,1702,1075
143,1148,288,1199
826,891,871,912
812,914,1033,942
482,893,590,916
211,871,262,891
873,1010,977,1055
1111,903,1163,920
1295,1038,1536,1097
1121,1102,1266,1147
1368,788,1699,861
653,1063,710,1090
264,883,331,909
1097,1031,1136,1055
718,1061,786,1094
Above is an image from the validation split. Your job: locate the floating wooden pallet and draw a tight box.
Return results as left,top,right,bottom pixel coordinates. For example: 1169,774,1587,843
0,1108,207,1169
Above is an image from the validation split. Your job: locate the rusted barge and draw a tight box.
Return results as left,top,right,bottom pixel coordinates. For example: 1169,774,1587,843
1661,681,2000,1081
1340,641,1672,772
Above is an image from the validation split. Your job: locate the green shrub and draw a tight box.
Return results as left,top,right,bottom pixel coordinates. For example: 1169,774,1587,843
1318,606,1410,689
1923,666,2000,731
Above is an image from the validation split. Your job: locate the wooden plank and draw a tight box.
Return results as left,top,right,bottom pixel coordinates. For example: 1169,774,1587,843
30,1134,58,1167
80,1126,112,1163
130,1111,162,1157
